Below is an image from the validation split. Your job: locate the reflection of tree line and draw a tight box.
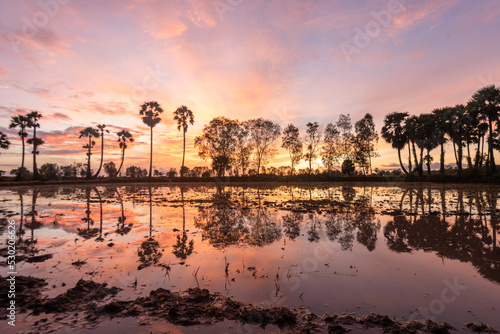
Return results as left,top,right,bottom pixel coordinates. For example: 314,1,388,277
385,187,500,283
194,188,282,248
13,186,198,270
194,187,380,252
11,185,500,283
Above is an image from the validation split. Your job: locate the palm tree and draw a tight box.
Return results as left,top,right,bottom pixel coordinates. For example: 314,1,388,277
116,130,134,177
93,124,109,179
9,115,32,180
381,112,409,174
140,101,164,177
26,111,44,180
431,108,449,175
79,127,100,179
445,105,468,175
0,131,10,151
173,105,194,177
405,115,424,175
468,85,500,175
418,113,439,175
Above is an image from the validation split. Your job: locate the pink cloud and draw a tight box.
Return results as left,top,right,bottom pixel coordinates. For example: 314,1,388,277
147,21,187,40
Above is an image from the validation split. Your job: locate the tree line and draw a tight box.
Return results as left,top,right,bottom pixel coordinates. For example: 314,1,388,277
3,102,195,181
194,113,378,177
1,84,499,181
381,85,500,176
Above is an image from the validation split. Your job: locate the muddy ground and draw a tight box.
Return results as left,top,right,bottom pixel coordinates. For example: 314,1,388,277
0,275,498,334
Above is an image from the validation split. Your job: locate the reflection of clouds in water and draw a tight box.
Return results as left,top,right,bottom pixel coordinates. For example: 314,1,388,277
0,183,499,316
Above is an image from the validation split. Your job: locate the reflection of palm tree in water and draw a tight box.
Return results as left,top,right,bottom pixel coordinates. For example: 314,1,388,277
173,187,194,260
22,190,42,256
486,190,499,254
15,190,29,254
115,188,132,235
137,186,162,270
77,188,99,240
95,187,105,242
384,192,500,283
15,190,26,242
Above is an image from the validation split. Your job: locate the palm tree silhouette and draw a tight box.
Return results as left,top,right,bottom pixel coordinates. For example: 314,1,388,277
94,187,105,242
9,115,32,180
93,124,109,178
79,127,100,179
116,130,134,177
173,105,194,177
115,188,132,235
381,112,409,174
139,101,164,178
468,85,500,175
77,188,99,240
137,186,162,269
0,131,10,151
431,108,450,175
26,111,44,180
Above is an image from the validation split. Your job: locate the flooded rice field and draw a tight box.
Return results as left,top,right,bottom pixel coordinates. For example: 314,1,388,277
0,183,499,333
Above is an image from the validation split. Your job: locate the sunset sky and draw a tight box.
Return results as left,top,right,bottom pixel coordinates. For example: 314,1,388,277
1,0,500,174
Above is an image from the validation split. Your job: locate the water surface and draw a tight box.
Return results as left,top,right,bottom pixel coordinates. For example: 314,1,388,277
0,183,499,332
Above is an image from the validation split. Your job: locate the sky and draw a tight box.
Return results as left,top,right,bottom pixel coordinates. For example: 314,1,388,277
1,0,500,174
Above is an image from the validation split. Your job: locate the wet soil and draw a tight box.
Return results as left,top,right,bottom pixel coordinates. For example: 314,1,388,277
1,275,497,333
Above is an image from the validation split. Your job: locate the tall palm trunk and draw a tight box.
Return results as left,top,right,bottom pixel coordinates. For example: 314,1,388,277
440,143,445,174
457,141,463,175
398,148,408,174
407,144,412,172
116,148,125,177
411,141,419,174
149,127,153,178
418,147,424,176
475,136,482,168
480,135,485,167
181,129,186,177
488,119,496,175
93,132,104,178
86,137,92,179
466,141,472,169
32,127,40,180
15,134,26,181
426,149,431,175
21,134,25,170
